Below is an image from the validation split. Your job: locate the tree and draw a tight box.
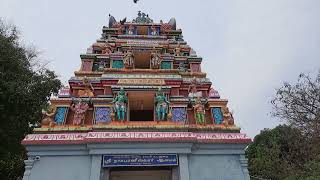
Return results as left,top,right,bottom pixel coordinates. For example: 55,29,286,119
246,125,309,180
0,20,61,180
272,72,320,179
247,72,320,180
271,72,320,137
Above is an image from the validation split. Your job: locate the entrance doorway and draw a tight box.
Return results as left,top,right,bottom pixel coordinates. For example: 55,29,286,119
110,167,172,180
128,91,154,121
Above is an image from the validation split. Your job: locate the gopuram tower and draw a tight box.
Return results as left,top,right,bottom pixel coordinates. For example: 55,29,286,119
22,12,251,180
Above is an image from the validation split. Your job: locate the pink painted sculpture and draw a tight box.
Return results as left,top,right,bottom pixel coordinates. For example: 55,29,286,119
70,100,89,125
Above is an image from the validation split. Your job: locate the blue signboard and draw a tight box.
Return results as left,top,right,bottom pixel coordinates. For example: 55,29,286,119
102,154,178,167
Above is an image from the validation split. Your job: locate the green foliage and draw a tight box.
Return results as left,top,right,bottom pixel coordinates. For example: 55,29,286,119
247,72,320,180
246,125,308,180
0,20,61,179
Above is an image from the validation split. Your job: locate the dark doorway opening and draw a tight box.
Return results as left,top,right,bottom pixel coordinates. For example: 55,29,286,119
109,166,172,180
130,110,153,121
128,91,154,121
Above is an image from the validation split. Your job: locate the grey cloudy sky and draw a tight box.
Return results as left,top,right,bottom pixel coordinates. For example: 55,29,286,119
1,0,320,137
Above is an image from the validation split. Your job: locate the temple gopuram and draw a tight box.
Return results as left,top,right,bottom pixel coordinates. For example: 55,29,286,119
22,12,251,180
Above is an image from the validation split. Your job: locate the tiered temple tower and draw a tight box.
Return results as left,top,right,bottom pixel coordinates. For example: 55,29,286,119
22,12,251,180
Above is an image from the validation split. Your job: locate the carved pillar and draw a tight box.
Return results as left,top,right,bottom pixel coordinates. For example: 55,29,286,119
239,154,250,180
22,156,35,180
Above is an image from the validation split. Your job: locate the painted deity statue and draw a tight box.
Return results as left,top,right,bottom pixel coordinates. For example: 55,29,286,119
221,106,234,126
150,50,162,69
177,62,187,72
112,88,128,121
102,44,112,55
70,100,89,126
78,77,94,97
155,88,170,121
150,25,158,36
188,77,202,98
41,105,57,127
93,42,112,55
123,50,134,68
127,25,135,35
174,45,182,56
193,97,206,125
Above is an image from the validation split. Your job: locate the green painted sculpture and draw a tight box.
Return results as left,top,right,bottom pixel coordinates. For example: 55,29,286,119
193,97,206,125
112,87,128,121
155,87,170,121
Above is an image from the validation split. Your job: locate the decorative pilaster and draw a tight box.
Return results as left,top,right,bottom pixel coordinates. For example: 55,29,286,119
22,156,36,180
89,155,102,180
178,154,189,180
239,154,250,180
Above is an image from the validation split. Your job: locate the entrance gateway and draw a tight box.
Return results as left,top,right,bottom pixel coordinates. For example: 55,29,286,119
21,11,251,180
104,154,177,180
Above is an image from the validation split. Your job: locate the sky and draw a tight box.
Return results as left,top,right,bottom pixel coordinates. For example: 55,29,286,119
1,0,320,137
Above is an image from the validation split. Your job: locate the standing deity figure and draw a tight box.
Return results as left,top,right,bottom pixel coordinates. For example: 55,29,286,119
123,50,134,68
41,105,57,127
150,50,162,69
221,106,235,126
78,76,95,97
155,87,170,121
193,97,206,125
70,100,89,126
174,45,182,56
112,88,128,121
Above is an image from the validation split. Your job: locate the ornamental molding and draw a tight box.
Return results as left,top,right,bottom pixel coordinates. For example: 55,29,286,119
22,132,251,145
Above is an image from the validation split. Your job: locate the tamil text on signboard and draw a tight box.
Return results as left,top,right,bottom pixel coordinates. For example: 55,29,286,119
102,154,178,167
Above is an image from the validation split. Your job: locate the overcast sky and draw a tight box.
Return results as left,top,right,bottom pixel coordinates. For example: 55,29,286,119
1,0,319,137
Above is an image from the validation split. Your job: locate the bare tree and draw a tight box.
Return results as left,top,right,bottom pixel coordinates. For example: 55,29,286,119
271,71,320,137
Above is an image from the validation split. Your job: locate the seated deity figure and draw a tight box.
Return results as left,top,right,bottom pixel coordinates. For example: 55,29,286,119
150,50,162,69
123,50,134,68
78,77,95,97
177,62,187,72
193,97,206,125
188,77,202,98
150,25,158,36
222,106,235,126
127,25,135,35
102,44,112,55
41,105,57,127
155,87,170,121
70,99,89,126
112,87,128,121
